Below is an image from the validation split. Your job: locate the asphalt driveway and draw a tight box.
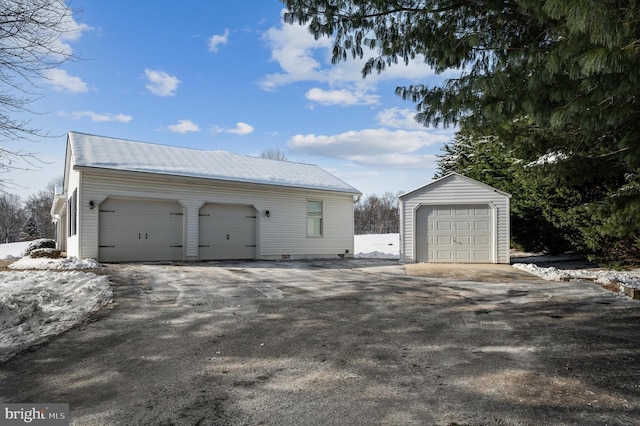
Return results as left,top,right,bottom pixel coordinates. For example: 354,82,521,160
1,259,639,425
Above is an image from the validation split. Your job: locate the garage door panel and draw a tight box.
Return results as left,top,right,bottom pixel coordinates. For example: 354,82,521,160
436,250,452,260
457,235,471,245
437,236,453,245
475,235,490,245
456,221,470,231
99,199,183,262
416,204,494,263
199,204,257,260
475,220,491,231
437,222,452,230
456,250,471,260
476,251,491,260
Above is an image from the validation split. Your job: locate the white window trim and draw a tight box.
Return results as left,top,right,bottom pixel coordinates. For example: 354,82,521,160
306,199,323,237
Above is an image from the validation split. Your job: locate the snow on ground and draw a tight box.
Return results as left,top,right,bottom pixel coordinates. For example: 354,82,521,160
354,233,400,259
0,241,112,362
513,263,640,289
8,256,101,270
0,241,31,260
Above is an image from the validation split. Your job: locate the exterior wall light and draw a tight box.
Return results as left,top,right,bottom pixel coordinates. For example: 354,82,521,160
89,200,95,210
265,210,270,217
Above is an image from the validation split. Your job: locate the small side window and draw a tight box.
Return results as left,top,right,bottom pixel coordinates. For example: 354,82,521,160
307,200,323,237
68,189,78,236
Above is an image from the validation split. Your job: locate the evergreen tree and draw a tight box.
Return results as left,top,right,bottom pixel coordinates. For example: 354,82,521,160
24,188,56,239
284,0,640,263
20,216,41,241
437,124,575,253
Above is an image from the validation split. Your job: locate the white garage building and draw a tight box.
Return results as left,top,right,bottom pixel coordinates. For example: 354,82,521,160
398,173,511,264
51,132,361,262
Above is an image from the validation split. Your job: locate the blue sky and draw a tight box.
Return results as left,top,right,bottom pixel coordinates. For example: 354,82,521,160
5,1,457,199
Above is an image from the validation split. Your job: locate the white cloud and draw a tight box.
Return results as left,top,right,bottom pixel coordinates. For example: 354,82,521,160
260,12,333,91
144,69,180,96
259,10,448,92
23,1,90,60
208,29,229,52
212,122,254,135
288,128,449,168
42,69,88,93
168,119,200,133
376,107,427,130
60,111,132,122
306,87,379,106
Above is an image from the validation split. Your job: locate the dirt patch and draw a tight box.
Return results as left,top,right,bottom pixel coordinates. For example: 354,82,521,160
405,262,544,282
0,259,15,271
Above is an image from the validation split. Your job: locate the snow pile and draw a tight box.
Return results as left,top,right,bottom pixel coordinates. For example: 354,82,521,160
9,256,101,270
0,270,112,362
513,263,640,289
354,233,400,259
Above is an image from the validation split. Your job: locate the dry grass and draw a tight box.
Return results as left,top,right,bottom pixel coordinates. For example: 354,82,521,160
0,259,15,271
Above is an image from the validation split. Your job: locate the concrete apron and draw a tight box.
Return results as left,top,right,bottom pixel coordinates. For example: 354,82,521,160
404,262,544,282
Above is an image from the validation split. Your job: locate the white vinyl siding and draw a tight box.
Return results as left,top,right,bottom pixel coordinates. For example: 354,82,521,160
307,200,323,237
73,170,355,261
399,174,510,264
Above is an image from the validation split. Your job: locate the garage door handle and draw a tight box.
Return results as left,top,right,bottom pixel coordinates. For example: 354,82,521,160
138,233,141,239
146,233,148,240
226,234,230,240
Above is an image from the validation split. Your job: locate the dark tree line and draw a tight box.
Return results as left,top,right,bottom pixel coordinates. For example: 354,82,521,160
0,179,60,244
354,192,399,234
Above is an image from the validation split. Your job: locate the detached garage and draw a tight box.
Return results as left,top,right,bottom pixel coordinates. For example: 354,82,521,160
51,132,361,262
399,173,511,264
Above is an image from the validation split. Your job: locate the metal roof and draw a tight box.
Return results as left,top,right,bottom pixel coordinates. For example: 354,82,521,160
68,132,360,194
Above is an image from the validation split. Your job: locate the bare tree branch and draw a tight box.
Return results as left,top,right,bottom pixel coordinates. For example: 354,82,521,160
0,0,82,188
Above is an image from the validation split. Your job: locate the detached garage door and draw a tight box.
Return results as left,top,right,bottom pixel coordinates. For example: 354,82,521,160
99,199,184,262
199,204,257,260
416,204,493,263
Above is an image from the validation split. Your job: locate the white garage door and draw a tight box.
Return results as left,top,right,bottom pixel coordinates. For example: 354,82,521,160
99,199,184,262
199,204,257,260
416,204,493,263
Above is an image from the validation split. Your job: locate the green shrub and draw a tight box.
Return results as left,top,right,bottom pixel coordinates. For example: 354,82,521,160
24,239,56,256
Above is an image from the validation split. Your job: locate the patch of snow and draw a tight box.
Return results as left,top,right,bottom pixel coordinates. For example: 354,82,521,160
513,263,640,289
8,256,101,270
0,241,31,260
354,234,400,259
526,151,569,167
0,270,112,362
